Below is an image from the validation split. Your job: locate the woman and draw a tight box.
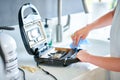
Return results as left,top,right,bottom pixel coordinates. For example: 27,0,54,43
72,1,120,80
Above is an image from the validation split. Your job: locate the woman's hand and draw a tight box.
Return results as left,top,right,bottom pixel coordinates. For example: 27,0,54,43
71,25,91,46
76,50,91,62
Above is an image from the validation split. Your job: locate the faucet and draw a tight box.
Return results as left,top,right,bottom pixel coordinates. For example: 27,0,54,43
56,0,70,42
56,0,62,42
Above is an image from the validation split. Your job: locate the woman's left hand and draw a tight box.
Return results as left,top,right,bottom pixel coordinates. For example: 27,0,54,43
76,50,91,62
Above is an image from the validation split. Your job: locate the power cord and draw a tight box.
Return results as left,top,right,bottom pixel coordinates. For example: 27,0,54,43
37,63,57,80
18,67,26,80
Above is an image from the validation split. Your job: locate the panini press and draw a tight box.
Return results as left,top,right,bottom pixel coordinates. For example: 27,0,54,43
18,3,81,66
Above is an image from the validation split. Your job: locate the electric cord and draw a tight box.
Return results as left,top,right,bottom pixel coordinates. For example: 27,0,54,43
0,26,15,30
37,63,57,80
18,67,26,80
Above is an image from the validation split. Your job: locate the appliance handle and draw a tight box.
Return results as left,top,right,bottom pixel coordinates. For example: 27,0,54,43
19,3,40,21
0,26,14,30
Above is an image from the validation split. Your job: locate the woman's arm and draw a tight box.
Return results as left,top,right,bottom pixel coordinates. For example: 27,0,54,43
77,50,120,72
88,9,115,30
72,10,115,45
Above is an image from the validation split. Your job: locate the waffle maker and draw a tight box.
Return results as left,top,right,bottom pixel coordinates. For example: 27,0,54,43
18,3,81,66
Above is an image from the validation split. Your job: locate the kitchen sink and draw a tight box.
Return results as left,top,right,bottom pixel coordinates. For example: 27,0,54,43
80,38,110,56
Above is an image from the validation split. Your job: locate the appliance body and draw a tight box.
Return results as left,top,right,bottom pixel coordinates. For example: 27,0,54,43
0,27,19,80
18,3,81,66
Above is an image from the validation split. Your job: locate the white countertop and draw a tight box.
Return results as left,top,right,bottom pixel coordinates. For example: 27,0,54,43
18,50,96,80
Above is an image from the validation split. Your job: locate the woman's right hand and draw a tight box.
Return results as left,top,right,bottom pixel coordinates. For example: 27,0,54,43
71,24,92,46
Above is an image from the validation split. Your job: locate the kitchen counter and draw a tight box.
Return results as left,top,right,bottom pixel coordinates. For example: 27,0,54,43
18,50,95,80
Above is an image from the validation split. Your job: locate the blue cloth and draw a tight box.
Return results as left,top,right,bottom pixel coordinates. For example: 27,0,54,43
70,39,89,49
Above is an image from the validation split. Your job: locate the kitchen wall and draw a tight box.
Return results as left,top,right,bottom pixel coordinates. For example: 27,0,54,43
0,0,85,26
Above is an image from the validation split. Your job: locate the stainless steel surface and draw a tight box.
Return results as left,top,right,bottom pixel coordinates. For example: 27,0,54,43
56,0,63,42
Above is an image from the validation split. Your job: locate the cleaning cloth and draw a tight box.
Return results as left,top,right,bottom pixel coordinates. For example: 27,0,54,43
70,39,89,50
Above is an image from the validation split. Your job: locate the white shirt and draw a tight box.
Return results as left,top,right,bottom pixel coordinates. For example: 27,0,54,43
110,0,120,80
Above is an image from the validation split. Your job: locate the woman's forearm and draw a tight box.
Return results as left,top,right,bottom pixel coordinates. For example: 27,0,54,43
86,54,120,72
77,50,120,72
88,10,115,31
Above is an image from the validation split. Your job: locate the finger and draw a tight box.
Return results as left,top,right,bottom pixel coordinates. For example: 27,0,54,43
75,35,81,46
71,32,77,42
75,37,78,45
81,34,88,40
75,35,82,45
76,50,83,58
73,36,77,45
